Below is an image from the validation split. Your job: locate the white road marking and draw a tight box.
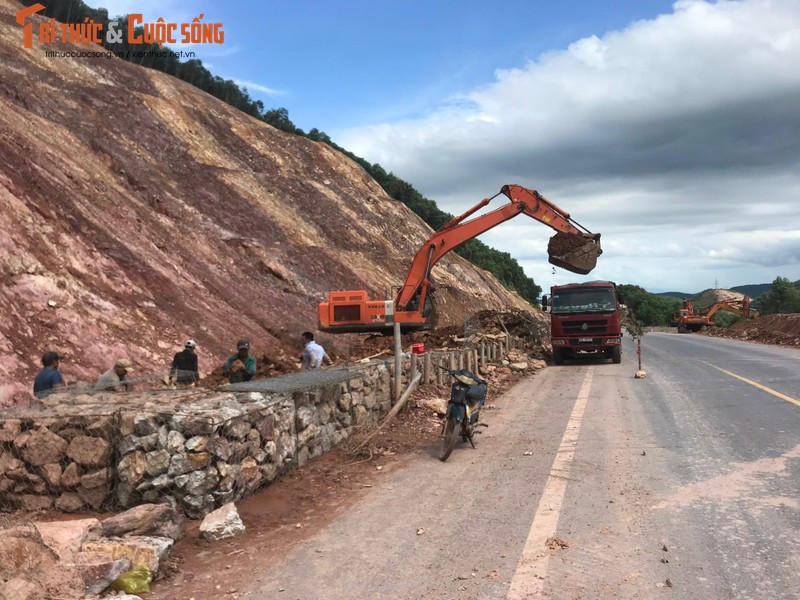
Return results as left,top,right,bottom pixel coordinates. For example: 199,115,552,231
506,367,594,599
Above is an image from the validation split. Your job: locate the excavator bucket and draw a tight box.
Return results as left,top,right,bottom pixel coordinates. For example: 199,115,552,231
547,232,602,275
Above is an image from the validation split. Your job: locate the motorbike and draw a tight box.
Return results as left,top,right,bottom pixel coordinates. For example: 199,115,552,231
439,366,488,461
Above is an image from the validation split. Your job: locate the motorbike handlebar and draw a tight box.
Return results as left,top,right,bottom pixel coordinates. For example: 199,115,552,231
438,365,487,386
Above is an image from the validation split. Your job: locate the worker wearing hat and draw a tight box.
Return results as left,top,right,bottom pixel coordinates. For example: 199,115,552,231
95,358,135,392
33,351,65,398
169,339,200,385
223,338,256,384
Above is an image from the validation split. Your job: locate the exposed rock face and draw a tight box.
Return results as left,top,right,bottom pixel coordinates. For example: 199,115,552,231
0,0,536,401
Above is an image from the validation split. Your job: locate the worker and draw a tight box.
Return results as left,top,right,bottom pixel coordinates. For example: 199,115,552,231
301,332,332,370
223,338,257,383
169,339,199,385
95,358,134,392
33,351,65,398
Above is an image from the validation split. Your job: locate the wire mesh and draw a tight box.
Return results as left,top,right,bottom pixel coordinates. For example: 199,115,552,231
222,366,362,393
0,361,394,519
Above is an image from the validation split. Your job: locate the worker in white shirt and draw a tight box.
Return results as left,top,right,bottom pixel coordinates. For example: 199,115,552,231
301,331,332,370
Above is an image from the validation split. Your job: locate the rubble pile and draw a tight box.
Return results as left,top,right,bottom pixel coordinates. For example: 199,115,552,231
0,503,188,599
702,313,800,346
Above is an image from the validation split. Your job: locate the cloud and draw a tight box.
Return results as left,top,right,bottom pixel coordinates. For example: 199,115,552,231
232,80,286,97
337,0,800,292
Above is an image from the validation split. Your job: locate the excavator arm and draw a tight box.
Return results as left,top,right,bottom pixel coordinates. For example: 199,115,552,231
396,184,600,310
705,297,758,321
319,184,602,333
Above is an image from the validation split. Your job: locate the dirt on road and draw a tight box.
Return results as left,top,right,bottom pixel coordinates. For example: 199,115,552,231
149,370,525,600
701,313,800,347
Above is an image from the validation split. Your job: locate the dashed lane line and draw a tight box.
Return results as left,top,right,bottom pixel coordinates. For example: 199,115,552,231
506,367,594,599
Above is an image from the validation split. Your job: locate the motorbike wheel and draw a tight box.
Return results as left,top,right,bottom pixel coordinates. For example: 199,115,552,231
439,416,459,462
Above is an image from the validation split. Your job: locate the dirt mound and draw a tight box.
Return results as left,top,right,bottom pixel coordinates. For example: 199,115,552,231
692,288,747,311
703,314,800,346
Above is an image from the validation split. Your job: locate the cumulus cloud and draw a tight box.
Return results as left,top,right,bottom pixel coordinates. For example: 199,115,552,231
337,0,800,292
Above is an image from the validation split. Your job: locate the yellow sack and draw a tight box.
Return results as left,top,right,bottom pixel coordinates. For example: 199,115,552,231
113,563,153,594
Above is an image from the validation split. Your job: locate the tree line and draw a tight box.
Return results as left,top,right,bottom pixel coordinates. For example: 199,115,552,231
620,276,800,330
26,0,542,305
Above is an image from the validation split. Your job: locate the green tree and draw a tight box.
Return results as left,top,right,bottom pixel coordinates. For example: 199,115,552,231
712,311,741,328
618,285,682,327
757,277,800,314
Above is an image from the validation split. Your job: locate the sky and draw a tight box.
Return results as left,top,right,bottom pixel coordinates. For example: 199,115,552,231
87,0,800,294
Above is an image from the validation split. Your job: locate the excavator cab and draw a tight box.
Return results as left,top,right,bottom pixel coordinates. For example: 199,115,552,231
547,232,602,275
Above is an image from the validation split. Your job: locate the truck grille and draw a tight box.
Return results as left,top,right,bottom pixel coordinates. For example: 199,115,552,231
562,319,608,334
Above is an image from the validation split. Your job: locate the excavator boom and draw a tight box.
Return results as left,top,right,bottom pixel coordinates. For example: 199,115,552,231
319,184,602,333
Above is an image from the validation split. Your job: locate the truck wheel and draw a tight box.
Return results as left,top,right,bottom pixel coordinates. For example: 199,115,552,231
553,348,565,365
611,346,621,364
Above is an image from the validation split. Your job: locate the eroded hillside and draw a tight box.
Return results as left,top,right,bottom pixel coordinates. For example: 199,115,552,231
0,0,538,399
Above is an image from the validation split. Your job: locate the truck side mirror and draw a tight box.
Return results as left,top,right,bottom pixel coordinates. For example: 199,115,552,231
541,295,548,310
618,293,625,305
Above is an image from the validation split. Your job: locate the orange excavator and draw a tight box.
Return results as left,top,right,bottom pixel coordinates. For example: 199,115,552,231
672,296,758,333
318,184,602,333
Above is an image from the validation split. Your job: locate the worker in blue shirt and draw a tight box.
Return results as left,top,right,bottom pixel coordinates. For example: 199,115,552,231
33,351,64,398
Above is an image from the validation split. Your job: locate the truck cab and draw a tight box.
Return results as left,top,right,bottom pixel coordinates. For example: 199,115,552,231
542,280,623,364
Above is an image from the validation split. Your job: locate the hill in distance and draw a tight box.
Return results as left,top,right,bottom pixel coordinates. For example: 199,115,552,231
655,283,773,300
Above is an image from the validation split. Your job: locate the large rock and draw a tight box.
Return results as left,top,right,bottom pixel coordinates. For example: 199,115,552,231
56,491,85,512
415,396,448,415
0,419,21,443
118,451,148,485
15,427,68,466
199,502,246,541
81,536,174,579
61,462,81,488
78,483,109,510
101,503,185,541
0,526,58,579
80,467,109,489
38,463,62,488
0,525,85,597
72,554,131,596
16,494,54,511
67,435,111,467
0,577,39,600
34,518,102,559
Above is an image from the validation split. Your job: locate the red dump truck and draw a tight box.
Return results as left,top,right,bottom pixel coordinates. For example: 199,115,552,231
542,280,623,364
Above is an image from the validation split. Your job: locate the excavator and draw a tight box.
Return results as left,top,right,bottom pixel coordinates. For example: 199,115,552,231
672,296,759,333
318,184,602,333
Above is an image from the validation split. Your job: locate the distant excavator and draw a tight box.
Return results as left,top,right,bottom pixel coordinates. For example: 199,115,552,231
671,296,759,333
318,184,602,333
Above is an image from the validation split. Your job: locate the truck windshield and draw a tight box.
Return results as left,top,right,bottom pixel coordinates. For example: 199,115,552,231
552,288,616,313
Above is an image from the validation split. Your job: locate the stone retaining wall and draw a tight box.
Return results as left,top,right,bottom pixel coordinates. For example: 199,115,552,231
1,345,507,518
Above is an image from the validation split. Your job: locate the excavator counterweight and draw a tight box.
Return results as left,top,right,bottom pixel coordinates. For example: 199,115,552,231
319,184,602,334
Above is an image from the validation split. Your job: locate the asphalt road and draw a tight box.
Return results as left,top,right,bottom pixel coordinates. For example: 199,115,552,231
250,333,800,599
